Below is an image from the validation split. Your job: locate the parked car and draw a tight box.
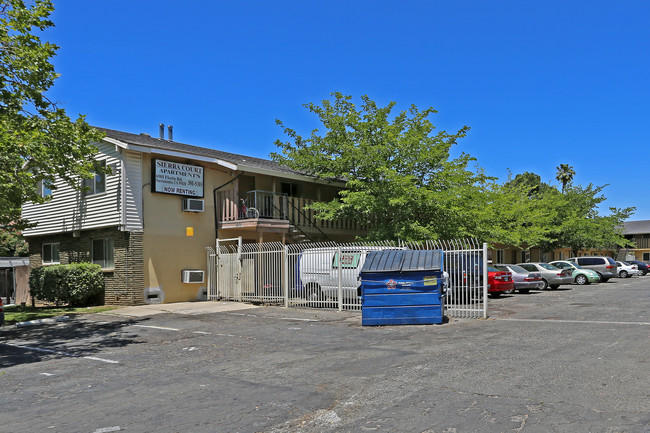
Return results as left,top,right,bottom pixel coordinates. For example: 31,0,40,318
487,265,514,297
494,264,544,293
549,260,600,285
616,261,639,278
516,262,573,289
625,260,649,276
567,256,618,282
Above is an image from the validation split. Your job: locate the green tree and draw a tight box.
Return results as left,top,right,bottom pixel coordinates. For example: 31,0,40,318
0,0,105,229
555,163,575,193
502,171,634,255
548,184,634,255
272,93,492,240
0,225,27,256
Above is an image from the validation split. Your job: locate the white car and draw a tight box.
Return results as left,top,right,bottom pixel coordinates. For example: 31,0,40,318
615,261,639,278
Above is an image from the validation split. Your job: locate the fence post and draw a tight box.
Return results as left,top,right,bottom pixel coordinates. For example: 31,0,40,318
283,245,289,308
482,242,488,319
337,246,343,312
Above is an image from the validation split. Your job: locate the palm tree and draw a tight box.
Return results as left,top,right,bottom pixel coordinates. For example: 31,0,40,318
555,164,575,193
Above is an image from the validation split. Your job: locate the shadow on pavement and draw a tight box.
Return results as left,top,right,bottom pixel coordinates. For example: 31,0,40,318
0,316,152,368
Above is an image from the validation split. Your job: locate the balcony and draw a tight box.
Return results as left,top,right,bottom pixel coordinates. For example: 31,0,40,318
216,190,366,240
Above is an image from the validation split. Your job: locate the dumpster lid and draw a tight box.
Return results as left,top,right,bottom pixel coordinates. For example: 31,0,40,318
361,250,443,273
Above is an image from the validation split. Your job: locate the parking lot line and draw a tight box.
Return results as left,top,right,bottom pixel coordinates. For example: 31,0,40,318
132,324,180,331
497,318,650,326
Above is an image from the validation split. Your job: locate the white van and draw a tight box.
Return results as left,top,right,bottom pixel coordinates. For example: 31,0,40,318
297,246,402,300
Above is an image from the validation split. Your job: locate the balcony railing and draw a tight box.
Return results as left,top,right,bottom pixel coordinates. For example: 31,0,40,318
216,189,366,233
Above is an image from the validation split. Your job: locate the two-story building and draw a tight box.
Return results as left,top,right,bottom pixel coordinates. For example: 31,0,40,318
620,220,650,262
22,126,363,305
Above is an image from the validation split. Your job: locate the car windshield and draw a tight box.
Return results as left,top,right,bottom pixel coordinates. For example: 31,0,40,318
487,266,500,272
539,263,559,270
556,261,582,269
494,265,509,272
507,265,528,274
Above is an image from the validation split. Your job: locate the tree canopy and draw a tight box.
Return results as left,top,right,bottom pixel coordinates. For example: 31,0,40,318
0,0,105,228
272,93,492,240
273,93,635,252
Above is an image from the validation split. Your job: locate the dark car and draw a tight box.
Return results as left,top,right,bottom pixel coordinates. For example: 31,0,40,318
625,260,649,276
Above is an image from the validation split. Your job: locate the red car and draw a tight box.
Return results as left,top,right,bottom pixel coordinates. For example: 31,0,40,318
487,265,514,297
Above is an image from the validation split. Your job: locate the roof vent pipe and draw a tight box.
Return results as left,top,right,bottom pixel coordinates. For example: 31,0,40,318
168,124,173,142
159,123,165,140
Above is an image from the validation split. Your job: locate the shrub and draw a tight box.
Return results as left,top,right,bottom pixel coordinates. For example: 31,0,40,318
30,263,105,307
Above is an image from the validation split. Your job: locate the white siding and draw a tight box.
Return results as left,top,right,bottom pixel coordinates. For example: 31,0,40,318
122,150,143,231
22,142,122,236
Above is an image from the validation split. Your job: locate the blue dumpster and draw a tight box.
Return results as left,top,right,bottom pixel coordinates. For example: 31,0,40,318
360,249,445,326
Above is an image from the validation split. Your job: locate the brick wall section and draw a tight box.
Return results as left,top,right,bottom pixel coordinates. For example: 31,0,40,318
28,228,145,306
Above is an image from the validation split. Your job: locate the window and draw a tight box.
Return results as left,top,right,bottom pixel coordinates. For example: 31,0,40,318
37,180,53,198
643,252,650,261
280,182,300,197
84,161,106,195
42,243,60,264
495,249,504,264
92,238,114,269
558,251,564,260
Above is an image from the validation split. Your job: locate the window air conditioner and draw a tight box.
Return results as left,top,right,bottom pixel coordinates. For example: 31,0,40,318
181,269,205,284
182,198,204,212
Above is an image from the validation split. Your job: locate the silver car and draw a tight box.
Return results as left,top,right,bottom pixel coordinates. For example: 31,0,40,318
516,262,573,290
495,264,544,294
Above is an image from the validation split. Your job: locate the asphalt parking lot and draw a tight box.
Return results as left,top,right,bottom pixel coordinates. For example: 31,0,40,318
1,276,649,433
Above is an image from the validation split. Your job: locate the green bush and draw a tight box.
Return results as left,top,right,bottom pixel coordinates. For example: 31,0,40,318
30,263,105,307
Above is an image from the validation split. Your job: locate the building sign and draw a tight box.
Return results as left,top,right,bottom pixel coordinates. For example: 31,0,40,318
153,159,204,197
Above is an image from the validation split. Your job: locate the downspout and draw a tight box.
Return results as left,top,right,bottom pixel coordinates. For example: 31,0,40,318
213,172,245,238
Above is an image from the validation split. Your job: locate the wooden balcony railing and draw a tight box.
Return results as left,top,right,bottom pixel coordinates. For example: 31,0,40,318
216,189,367,233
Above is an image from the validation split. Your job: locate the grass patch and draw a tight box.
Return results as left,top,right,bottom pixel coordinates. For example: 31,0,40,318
2,305,118,325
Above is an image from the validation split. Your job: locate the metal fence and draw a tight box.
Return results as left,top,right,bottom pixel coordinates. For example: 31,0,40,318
206,238,488,319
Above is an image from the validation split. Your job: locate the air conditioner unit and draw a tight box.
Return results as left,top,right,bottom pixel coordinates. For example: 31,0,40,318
182,198,204,212
181,269,205,284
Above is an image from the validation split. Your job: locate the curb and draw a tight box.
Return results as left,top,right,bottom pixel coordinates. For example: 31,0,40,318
14,315,71,328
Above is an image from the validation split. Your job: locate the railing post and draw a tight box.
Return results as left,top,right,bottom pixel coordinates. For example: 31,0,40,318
283,245,289,308
483,242,488,319
337,246,343,311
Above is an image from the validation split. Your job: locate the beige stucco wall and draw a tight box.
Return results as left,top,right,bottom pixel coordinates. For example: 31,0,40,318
142,156,231,303
140,157,349,303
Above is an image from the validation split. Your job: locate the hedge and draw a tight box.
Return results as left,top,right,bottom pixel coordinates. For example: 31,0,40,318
30,263,105,307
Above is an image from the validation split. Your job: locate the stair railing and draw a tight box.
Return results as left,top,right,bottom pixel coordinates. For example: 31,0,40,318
278,197,332,243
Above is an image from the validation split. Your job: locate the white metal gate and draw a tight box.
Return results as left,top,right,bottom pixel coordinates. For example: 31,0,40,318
206,238,488,319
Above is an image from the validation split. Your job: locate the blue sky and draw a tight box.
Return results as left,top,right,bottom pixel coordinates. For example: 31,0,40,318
46,0,649,220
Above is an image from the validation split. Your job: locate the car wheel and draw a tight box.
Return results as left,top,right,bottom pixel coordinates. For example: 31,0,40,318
549,284,559,290
575,274,588,285
601,277,609,283
619,270,628,278
306,284,322,302
518,289,530,294
489,292,501,298
541,279,549,290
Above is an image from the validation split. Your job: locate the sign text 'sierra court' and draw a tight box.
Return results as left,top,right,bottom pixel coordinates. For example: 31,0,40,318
153,159,204,197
